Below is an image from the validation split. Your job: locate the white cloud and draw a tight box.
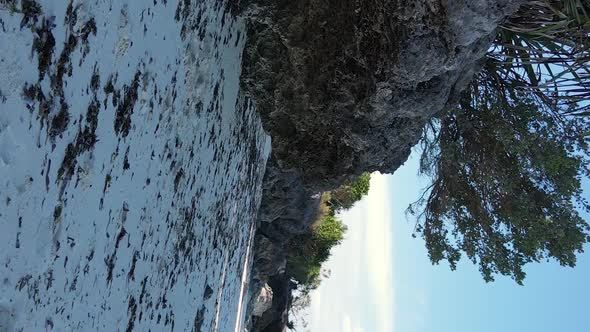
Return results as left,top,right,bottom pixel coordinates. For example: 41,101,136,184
342,315,353,332
363,173,395,332
342,314,366,332
310,288,322,320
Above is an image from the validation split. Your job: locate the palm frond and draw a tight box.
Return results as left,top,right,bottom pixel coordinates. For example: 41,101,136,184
486,0,590,114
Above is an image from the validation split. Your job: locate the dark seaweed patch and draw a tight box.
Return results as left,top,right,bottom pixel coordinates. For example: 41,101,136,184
103,74,120,107
127,250,139,281
114,70,141,137
126,296,137,332
105,226,127,283
79,18,97,58
56,142,77,180
174,168,184,192
49,100,69,138
193,306,205,332
15,274,32,291
203,284,213,300
44,269,53,290
20,0,42,29
80,18,97,44
22,83,40,102
52,33,77,97
53,204,62,221
64,0,78,29
31,18,55,81
102,173,111,194
56,98,100,183
90,65,100,92
22,83,55,130
123,146,131,170
77,98,100,151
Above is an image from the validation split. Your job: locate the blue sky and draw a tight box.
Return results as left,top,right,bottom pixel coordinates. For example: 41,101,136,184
304,148,590,332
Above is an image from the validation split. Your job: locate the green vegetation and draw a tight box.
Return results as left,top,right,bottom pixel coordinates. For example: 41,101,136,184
412,84,590,284
286,214,347,330
287,174,371,327
329,172,371,211
287,215,347,289
412,0,590,284
287,173,371,290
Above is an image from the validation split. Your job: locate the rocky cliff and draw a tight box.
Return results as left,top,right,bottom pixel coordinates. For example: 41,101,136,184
242,0,523,330
242,0,522,191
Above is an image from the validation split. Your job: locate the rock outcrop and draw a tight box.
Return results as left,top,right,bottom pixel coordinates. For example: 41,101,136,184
244,157,320,330
249,275,293,332
252,284,274,317
257,157,322,243
242,0,522,191
242,0,523,331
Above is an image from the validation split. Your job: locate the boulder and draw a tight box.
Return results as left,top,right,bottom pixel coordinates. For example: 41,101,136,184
252,284,274,317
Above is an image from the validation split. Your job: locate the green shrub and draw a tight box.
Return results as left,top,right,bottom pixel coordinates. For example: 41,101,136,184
287,216,347,288
329,173,371,211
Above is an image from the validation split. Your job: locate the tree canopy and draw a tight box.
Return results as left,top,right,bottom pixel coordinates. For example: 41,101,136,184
410,0,590,284
412,84,590,283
